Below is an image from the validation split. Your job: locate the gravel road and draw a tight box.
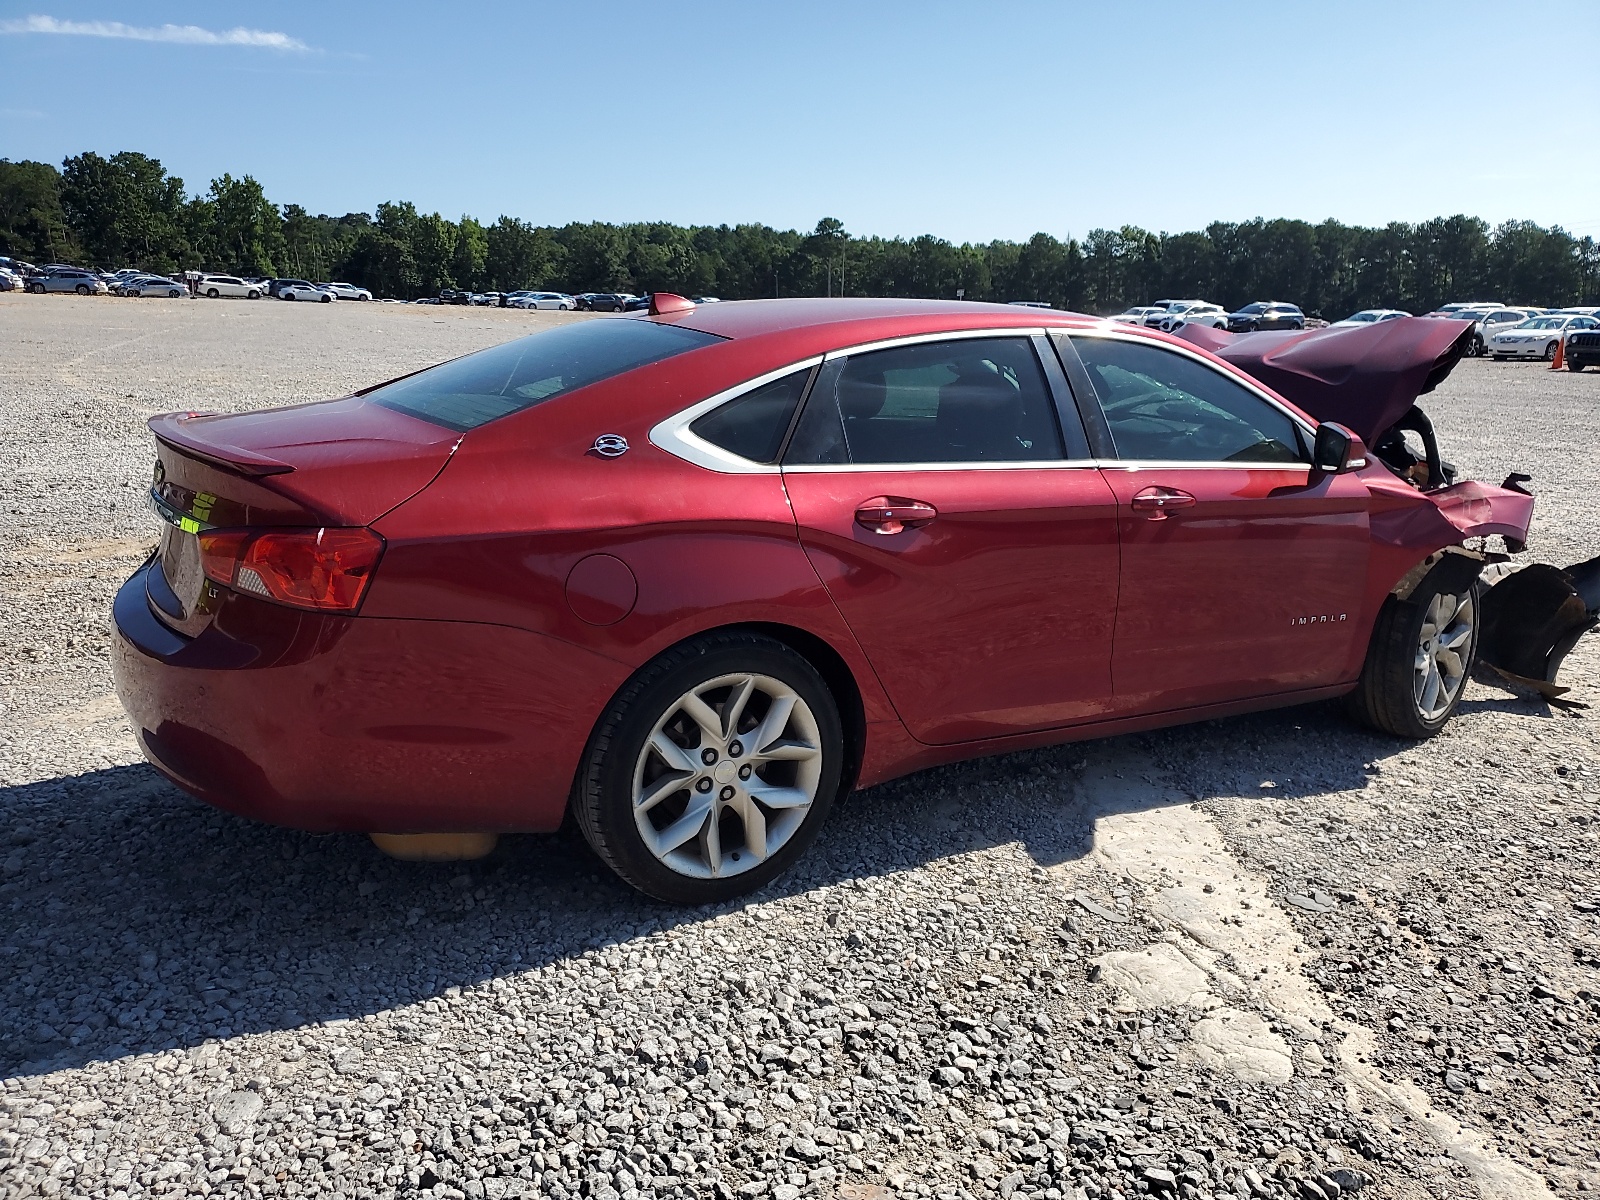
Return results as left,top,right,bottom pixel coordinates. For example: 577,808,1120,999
2,295,1598,1200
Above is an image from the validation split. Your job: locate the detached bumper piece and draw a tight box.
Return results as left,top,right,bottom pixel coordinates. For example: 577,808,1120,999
1478,555,1600,704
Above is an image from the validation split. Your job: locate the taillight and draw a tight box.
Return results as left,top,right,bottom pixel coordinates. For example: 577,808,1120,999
198,527,385,612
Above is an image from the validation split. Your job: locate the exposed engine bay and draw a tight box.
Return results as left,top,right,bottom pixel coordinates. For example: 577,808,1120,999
1177,316,1600,702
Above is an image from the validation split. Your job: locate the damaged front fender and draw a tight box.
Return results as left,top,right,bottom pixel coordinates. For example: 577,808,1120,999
1479,556,1600,699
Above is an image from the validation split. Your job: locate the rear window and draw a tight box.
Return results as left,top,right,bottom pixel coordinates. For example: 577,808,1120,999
369,318,724,431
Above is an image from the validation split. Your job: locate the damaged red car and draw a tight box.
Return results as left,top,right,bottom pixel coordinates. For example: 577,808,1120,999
111,297,1599,903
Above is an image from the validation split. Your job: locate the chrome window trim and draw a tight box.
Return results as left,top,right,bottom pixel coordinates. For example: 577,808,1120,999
783,459,1099,474
1068,324,1318,442
648,355,824,475
818,325,1048,362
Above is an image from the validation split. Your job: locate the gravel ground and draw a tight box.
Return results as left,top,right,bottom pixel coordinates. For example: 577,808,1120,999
2,295,1598,1200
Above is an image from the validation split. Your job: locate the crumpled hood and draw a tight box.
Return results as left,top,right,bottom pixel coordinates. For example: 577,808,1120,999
1176,317,1477,442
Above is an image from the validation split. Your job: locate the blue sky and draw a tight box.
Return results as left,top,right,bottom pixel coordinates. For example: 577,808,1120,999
3,2,1597,243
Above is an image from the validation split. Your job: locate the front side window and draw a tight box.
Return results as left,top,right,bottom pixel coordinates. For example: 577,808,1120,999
784,337,1066,466
690,368,812,463
1072,336,1306,464
370,319,723,431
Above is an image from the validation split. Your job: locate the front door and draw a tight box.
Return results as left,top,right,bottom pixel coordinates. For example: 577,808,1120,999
781,332,1121,745
1066,331,1372,712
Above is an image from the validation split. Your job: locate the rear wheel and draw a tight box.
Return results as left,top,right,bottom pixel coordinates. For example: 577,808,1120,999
574,633,843,904
1347,567,1480,739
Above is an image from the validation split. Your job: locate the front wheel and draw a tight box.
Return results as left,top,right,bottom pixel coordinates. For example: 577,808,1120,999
1347,567,1480,739
574,633,843,904
247,290,260,300
1569,358,1586,373
75,284,90,295
319,294,331,303
206,288,219,298
1544,342,1558,361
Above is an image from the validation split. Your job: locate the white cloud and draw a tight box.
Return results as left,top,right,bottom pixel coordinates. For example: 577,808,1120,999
0,15,310,51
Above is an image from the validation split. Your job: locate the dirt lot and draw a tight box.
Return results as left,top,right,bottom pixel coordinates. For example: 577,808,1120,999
2,294,1599,1200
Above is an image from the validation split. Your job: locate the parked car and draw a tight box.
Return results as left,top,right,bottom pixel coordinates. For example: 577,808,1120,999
279,282,335,302
197,275,263,300
1226,302,1306,332
0,268,24,292
1110,306,1166,325
576,293,627,312
438,288,474,305
1437,301,1503,313
26,269,107,295
322,282,373,302
1472,307,1544,355
623,294,653,312
1330,309,1411,328
0,255,38,276
113,298,1574,904
123,276,187,298
1486,314,1599,360
508,291,578,310
1565,327,1600,372
1156,301,1229,331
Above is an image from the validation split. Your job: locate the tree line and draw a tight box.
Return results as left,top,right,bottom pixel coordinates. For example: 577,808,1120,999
3,150,1598,317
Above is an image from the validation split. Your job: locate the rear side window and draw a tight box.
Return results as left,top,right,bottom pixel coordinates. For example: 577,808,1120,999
370,319,723,431
690,368,812,463
1072,336,1306,464
785,337,1066,466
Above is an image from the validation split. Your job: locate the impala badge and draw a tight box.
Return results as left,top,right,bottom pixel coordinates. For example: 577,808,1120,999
591,434,629,458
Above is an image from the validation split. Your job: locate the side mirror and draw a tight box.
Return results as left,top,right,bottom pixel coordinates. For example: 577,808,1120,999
1312,422,1365,474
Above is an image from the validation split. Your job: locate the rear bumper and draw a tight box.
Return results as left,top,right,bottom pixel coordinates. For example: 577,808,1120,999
111,561,629,834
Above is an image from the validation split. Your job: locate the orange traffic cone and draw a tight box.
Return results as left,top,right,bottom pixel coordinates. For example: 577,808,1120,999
1550,337,1565,370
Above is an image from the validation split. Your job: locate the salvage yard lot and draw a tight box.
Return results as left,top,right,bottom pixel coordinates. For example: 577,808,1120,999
2,296,1599,1200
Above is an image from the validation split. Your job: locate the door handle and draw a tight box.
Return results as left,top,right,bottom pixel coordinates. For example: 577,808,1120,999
1130,486,1197,520
855,496,937,535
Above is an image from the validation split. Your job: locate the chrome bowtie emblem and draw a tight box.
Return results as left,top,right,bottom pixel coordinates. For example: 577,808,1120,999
591,434,629,458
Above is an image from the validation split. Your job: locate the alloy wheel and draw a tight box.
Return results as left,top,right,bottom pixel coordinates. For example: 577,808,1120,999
631,672,823,880
1413,590,1474,721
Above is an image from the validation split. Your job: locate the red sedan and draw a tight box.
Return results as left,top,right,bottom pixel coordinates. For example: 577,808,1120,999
113,297,1547,903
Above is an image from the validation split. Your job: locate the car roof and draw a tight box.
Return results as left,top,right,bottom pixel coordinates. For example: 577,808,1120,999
665,297,1100,342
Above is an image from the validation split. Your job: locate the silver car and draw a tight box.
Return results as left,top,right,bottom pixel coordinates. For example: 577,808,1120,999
27,269,108,295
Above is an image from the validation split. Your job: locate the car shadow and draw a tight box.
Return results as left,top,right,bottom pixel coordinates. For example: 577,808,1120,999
0,694,1534,1081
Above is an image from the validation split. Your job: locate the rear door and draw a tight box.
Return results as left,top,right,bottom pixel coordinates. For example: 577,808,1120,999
1060,330,1371,712
781,331,1121,745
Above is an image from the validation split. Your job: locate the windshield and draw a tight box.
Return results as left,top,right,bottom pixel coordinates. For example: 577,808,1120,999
1238,303,1267,314
1517,317,1565,330
369,318,723,431
1344,312,1378,322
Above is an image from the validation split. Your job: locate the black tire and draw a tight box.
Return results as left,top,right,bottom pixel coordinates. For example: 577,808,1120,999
1543,342,1558,362
247,290,260,300
206,288,220,298
1491,354,1506,361
1346,562,1481,739
573,632,844,904
75,284,90,295
169,289,182,298
27,282,43,294
1568,358,1586,372
319,293,331,303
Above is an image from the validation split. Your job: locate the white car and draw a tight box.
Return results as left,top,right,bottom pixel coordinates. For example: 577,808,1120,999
1111,306,1167,325
1330,309,1411,327
197,274,263,300
1156,300,1229,331
1487,314,1599,361
0,268,23,292
125,277,187,298
1474,307,1543,350
508,291,577,310
322,282,373,302
279,283,335,303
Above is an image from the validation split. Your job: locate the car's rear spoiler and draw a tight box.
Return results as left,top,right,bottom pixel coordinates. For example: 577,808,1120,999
148,412,295,477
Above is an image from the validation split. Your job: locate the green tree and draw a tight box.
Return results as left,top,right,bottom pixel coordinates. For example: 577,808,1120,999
59,150,188,269
198,174,285,275
0,159,79,263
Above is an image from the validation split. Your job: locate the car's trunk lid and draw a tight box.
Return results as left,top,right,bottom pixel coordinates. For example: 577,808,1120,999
146,396,459,635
